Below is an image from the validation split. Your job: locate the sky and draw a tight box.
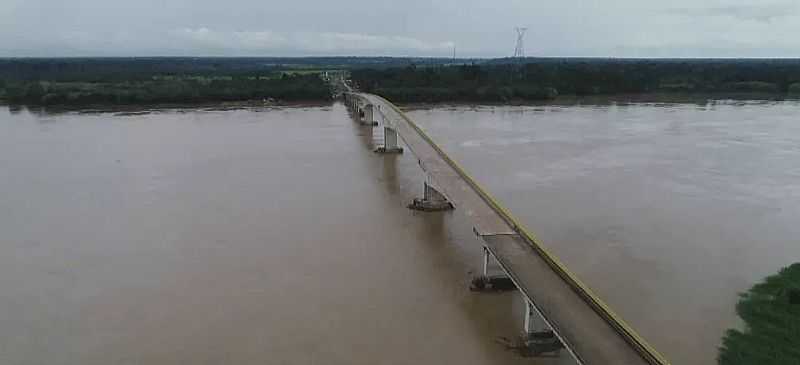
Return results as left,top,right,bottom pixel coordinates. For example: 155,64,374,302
1,0,799,58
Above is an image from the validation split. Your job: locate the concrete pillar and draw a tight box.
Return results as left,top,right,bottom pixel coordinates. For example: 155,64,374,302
483,246,490,277
375,127,403,154
424,181,447,203
469,245,514,292
362,104,378,126
408,180,453,211
521,297,564,356
523,299,539,335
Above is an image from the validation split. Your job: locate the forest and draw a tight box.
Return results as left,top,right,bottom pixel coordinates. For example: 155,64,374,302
0,74,331,105
0,58,336,105
350,59,800,102
0,57,459,105
3,58,800,105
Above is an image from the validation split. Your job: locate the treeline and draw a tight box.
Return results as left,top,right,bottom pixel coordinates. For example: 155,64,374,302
351,59,800,102
1,74,331,105
0,57,466,82
351,65,558,102
718,263,800,365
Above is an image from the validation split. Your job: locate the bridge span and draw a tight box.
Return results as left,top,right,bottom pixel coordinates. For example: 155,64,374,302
341,88,671,365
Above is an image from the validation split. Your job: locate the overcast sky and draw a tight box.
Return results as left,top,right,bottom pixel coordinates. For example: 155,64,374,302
2,0,799,57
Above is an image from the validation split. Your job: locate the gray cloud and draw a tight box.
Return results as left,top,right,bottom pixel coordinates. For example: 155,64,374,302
170,28,454,55
666,2,798,23
1,0,799,57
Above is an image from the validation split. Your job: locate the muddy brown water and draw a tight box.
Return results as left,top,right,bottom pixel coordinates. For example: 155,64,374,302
407,99,800,365
2,99,799,365
0,103,548,365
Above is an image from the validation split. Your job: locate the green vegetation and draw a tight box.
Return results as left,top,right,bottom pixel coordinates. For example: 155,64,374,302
352,65,558,102
0,58,345,105
718,263,800,365
2,74,331,105
4,57,800,104
351,59,800,102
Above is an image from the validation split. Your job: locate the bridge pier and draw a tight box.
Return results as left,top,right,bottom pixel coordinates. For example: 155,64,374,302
521,298,564,357
374,126,404,154
348,96,357,113
470,246,515,292
362,104,379,126
408,180,453,212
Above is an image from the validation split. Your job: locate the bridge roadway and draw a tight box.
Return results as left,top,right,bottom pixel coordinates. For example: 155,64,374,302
343,90,671,365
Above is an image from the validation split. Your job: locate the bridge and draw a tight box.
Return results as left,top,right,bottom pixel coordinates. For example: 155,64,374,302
341,81,671,365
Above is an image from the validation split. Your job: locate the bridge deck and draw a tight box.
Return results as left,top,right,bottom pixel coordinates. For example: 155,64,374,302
484,234,647,364
350,92,670,365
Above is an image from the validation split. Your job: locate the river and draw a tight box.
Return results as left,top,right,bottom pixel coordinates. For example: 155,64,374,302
407,98,800,365
1,99,799,365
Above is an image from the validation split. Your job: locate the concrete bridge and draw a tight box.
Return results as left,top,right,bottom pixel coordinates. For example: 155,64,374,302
340,84,671,365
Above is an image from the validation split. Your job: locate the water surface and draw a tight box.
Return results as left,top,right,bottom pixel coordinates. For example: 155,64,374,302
407,99,800,365
4,98,799,365
0,103,545,365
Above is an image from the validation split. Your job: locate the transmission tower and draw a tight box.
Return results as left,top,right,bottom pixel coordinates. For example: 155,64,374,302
513,27,527,59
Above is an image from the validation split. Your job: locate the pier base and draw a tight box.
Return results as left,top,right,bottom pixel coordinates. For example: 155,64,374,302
408,181,453,211
503,331,563,358
521,299,564,357
375,127,404,154
471,247,516,292
470,275,516,292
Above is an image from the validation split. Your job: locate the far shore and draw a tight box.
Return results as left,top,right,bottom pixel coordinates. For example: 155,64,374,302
0,99,335,115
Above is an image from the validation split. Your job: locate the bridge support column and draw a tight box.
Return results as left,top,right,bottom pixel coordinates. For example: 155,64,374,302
520,298,564,357
470,245,515,292
375,127,404,154
408,180,453,212
362,104,378,126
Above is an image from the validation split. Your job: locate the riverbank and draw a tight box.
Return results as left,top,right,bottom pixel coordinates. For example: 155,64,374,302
0,74,332,106
0,99,334,116
387,93,800,114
